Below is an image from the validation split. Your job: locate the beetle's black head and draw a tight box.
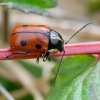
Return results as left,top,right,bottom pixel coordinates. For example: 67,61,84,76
48,30,64,53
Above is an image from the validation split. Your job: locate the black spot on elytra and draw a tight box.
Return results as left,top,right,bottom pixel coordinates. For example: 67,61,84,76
36,44,41,49
20,40,27,46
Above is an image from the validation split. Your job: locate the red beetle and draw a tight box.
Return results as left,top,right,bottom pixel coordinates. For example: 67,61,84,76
5,25,64,62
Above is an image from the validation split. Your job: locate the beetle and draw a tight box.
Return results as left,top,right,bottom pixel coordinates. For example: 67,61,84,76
5,25,64,62
5,22,93,84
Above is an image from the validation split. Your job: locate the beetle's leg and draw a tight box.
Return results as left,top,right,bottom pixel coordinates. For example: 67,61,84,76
43,52,50,62
4,52,22,60
4,52,31,60
48,56,51,62
36,53,44,63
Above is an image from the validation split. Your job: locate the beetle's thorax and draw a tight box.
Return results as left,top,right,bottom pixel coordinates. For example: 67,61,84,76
48,30,64,53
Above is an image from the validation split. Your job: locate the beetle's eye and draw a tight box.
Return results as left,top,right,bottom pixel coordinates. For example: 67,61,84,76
51,33,62,41
51,33,57,39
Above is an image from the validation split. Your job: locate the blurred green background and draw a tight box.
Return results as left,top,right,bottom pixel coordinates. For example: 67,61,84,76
0,0,100,100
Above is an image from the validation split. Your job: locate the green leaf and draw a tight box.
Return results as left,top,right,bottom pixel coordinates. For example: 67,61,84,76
4,0,57,9
88,0,100,13
0,76,21,91
0,76,33,100
46,55,99,100
18,60,42,78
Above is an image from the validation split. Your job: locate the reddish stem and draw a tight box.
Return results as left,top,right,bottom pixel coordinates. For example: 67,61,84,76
0,42,100,60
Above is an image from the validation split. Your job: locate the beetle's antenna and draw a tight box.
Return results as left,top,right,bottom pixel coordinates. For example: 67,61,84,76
65,21,94,44
53,50,65,85
54,21,94,85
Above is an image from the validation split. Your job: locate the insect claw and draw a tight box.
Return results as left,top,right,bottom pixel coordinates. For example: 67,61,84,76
43,52,50,62
4,54,12,60
36,59,39,63
43,57,46,62
48,56,51,62
4,56,8,60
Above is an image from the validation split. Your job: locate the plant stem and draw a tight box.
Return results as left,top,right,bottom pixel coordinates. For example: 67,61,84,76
0,42,100,60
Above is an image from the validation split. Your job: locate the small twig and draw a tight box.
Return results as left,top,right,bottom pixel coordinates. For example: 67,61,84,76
0,42,100,60
0,84,15,100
